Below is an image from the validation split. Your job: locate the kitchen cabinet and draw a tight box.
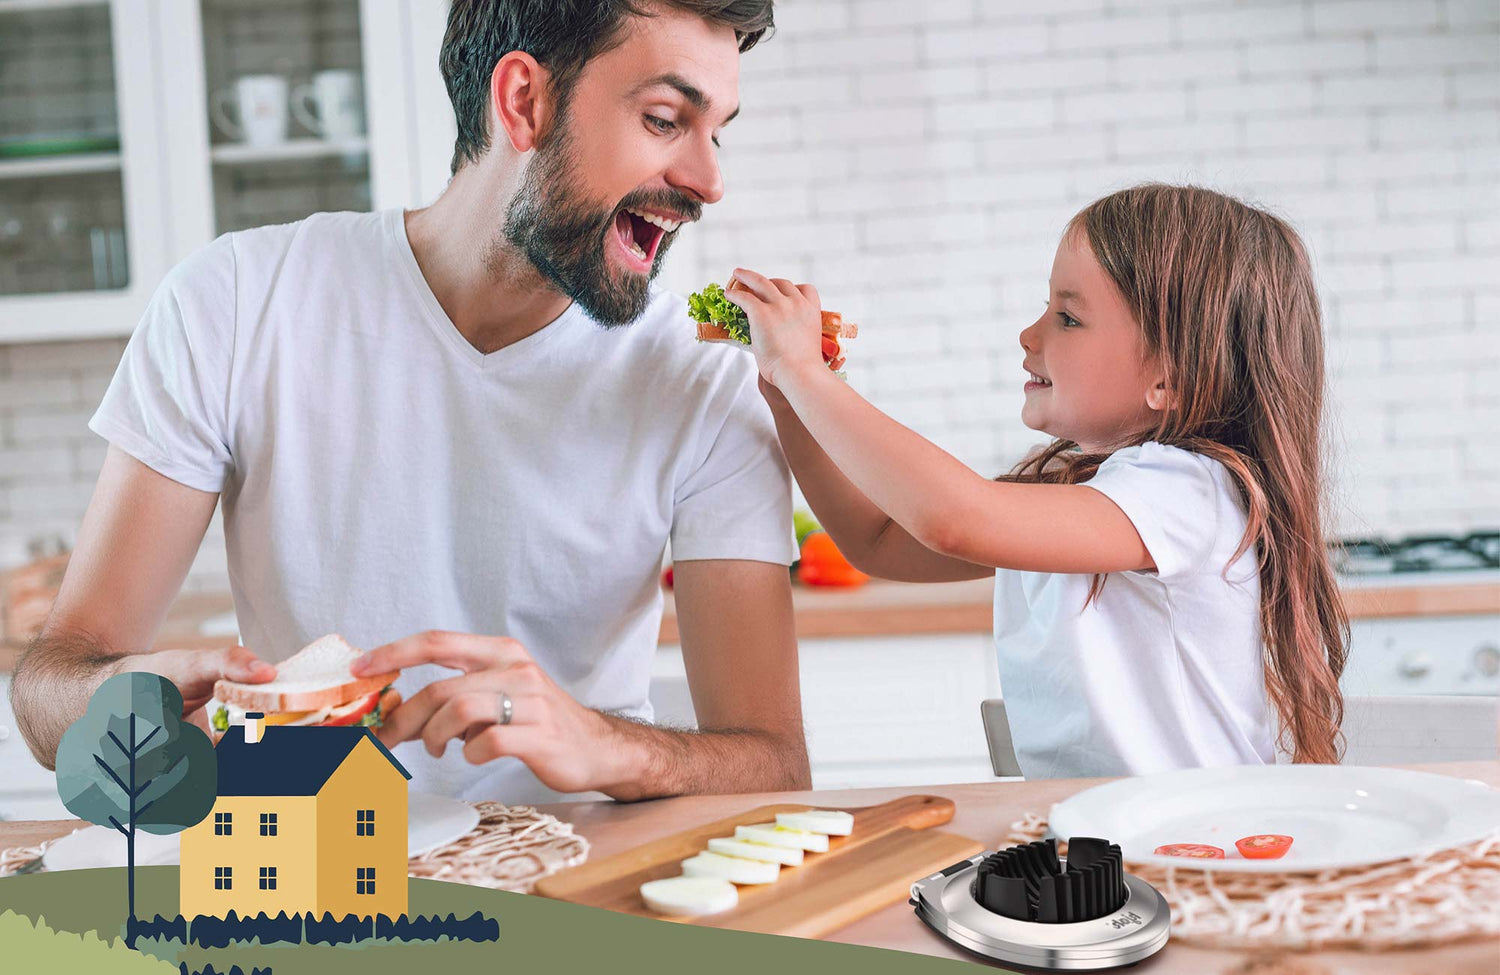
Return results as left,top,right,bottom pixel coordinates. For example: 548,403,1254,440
0,674,70,821
650,633,1003,790
0,637,999,820
0,0,455,342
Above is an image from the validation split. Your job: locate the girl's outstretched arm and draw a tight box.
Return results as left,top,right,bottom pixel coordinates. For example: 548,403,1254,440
761,377,993,582
729,269,1154,575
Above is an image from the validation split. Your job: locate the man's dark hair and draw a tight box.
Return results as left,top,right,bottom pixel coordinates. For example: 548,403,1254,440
441,0,774,175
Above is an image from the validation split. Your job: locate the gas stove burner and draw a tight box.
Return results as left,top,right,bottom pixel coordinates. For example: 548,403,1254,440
912,836,1170,971
1332,530,1500,576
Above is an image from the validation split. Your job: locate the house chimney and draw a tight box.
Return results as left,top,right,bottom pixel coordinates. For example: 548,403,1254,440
244,712,265,744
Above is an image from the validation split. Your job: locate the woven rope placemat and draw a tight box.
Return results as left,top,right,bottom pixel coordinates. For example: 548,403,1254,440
0,801,588,895
407,801,589,893
1005,811,1500,951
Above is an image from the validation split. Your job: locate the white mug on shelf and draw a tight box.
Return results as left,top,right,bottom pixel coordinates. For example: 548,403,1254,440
291,69,365,141
211,74,289,146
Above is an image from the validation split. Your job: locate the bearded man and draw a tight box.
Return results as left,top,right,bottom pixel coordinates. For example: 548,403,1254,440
13,0,809,804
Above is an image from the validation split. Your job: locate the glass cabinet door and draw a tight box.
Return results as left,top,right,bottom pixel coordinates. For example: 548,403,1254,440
0,0,170,342
0,0,418,339
0,1,130,297
198,0,373,234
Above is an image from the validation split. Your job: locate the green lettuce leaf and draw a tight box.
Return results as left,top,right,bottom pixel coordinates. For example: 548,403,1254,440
687,282,751,344
358,685,394,727
211,705,229,732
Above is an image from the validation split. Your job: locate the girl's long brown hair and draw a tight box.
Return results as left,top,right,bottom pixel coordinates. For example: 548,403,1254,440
1004,184,1348,764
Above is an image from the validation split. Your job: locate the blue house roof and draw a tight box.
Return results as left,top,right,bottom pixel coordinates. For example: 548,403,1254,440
215,724,411,796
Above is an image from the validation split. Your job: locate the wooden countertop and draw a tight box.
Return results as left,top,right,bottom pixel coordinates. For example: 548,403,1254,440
658,574,1500,644
4,761,1495,973
3,576,1497,671
0,591,242,672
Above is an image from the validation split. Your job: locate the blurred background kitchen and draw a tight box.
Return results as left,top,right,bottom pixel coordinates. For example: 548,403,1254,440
1,0,1496,816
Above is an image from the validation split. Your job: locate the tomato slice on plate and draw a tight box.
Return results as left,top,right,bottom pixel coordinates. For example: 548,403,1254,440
1235,834,1294,859
1153,843,1225,859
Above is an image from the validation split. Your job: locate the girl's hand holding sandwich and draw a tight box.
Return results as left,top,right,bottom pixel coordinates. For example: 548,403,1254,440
722,268,831,388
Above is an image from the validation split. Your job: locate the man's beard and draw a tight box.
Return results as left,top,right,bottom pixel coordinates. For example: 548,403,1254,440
499,121,701,327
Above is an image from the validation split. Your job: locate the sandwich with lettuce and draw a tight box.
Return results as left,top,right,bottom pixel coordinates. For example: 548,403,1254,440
688,278,858,373
209,634,401,741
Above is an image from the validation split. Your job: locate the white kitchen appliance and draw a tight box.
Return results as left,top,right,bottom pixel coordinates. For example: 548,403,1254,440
1335,532,1500,697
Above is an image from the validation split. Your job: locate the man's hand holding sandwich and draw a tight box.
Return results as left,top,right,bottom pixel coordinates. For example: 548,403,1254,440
349,620,797,803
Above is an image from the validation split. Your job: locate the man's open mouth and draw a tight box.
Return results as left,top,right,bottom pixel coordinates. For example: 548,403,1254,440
613,206,682,267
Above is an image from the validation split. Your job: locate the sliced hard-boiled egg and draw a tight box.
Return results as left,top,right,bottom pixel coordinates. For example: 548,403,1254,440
734,823,829,852
775,810,854,836
707,837,804,866
639,876,738,916
681,851,781,885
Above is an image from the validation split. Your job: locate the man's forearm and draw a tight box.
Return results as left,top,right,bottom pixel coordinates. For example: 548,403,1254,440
598,715,811,802
11,628,124,770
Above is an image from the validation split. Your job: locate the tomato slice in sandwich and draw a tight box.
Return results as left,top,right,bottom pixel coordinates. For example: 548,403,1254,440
821,335,840,362
320,690,383,726
1234,834,1293,859
1153,843,1225,859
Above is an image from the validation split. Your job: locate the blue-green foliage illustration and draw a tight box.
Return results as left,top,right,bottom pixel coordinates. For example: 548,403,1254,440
56,672,218,946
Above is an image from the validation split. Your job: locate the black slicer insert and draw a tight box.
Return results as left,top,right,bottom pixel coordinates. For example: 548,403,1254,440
911,835,1170,970
974,837,1125,923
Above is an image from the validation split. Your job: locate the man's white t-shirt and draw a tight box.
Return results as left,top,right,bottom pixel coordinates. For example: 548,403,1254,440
993,442,1276,779
90,208,797,803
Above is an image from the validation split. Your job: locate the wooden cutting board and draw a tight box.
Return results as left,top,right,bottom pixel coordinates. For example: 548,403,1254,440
535,794,983,939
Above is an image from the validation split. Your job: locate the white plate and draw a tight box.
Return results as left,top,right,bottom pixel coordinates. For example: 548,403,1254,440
1047,765,1500,873
42,791,478,871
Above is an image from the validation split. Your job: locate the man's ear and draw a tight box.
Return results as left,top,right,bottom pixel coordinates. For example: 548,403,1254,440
489,51,556,154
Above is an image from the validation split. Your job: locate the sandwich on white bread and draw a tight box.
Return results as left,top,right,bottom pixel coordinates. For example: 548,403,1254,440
210,634,400,738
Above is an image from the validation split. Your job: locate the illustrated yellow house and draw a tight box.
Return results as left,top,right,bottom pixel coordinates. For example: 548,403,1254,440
179,713,411,919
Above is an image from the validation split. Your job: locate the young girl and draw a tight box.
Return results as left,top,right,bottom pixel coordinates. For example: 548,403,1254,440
726,183,1349,779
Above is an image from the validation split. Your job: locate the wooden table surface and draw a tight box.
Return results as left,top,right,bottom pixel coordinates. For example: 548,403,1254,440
539,761,1500,974
3,763,1496,973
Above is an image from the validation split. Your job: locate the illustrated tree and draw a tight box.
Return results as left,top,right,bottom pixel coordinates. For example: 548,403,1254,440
55,672,217,948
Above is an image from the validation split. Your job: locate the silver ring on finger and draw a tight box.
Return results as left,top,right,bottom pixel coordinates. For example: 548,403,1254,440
499,692,513,726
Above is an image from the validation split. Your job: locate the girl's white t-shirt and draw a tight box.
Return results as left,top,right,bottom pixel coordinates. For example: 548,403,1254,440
993,441,1276,779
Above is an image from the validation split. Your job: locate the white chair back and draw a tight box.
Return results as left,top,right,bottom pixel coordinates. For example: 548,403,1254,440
979,699,1023,778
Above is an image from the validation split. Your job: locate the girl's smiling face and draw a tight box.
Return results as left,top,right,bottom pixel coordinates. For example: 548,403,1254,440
1018,231,1169,451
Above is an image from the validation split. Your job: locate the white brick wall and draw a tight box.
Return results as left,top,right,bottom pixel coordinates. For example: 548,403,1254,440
671,0,1500,537
0,0,1497,583
0,338,232,585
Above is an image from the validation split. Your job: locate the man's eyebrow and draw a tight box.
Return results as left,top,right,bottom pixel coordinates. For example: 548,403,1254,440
632,72,740,124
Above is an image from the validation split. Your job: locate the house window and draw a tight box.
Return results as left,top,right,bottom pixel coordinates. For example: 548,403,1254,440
214,812,232,836
259,866,277,890
356,866,376,895
356,809,375,836
214,866,232,890
260,812,277,836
